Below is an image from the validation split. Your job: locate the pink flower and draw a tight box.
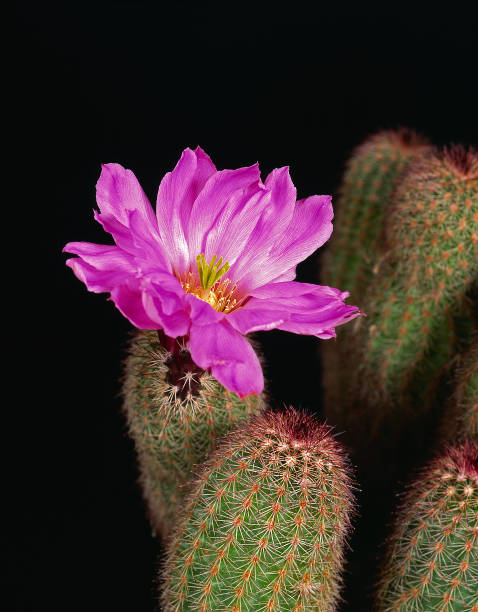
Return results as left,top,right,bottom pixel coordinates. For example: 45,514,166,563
64,147,361,397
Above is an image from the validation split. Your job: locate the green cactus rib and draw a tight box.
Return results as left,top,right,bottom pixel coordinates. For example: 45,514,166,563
321,129,431,415
162,409,355,612
376,441,478,612
359,146,478,412
122,330,264,540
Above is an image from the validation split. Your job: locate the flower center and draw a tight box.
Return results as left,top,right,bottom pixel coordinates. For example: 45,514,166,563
179,254,242,314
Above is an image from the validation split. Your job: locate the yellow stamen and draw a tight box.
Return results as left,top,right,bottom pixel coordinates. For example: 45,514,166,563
196,253,230,290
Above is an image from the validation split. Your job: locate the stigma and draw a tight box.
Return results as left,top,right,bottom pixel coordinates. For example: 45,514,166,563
179,254,242,314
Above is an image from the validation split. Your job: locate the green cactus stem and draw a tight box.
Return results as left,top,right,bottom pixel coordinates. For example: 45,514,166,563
359,146,478,417
162,408,355,612
376,440,478,611
122,330,264,541
321,129,431,414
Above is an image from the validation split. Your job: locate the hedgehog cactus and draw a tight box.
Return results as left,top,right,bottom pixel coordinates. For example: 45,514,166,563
376,441,478,611
321,129,431,413
162,409,355,612
122,330,264,540
359,146,478,414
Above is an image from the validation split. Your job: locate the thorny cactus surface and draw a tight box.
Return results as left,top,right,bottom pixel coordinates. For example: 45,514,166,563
362,146,478,412
376,441,478,611
122,330,264,540
163,409,355,612
324,145,478,477
322,129,431,416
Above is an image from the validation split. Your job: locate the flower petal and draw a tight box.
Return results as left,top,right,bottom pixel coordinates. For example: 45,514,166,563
156,147,216,274
63,242,137,292
96,162,158,234
228,281,361,337
141,276,191,338
235,195,333,292
185,294,224,326
203,182,268,266
229,167,296,285
187,163,261,264
110,283,159,328
188,320,263,397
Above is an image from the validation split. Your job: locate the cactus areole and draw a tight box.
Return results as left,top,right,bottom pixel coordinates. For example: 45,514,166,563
63,147,361,396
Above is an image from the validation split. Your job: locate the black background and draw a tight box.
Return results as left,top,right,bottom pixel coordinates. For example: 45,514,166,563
11,2,477,611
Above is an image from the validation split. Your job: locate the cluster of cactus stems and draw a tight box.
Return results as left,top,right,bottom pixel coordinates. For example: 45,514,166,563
363,146,478,410
322,134,478,478
376,441,478,612
116,129,477,610
122,330,264,540
162,409,354,612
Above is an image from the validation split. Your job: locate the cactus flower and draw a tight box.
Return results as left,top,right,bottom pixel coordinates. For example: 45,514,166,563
64,147,360,396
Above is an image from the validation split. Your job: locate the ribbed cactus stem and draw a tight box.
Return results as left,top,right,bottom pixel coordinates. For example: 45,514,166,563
162,409,355,612
376,441,478,611
322,129,430,415
122,330,264,540
361,146,478,411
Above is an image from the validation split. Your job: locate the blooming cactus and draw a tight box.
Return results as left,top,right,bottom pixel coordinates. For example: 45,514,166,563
64,147,360,396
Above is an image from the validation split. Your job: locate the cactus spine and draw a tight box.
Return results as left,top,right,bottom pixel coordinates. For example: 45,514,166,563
322,129,431,413
376,441,478,611
162,409,355,612
122,330,264,540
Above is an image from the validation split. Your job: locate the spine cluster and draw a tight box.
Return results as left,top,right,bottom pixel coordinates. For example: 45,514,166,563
122,330,263,540
376,441,478,611
163,409,355,612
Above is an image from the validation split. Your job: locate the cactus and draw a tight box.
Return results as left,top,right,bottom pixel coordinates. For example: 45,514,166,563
321,129,431,414
162,408,355,612
122,330,264,540
441,337,478,444
358,146,478,417
376,440,478,611
322,145,478,475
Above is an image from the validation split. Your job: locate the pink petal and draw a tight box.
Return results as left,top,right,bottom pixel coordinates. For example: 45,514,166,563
236,195,333,292
110,283,159,328
203,182,268,266
96,162,158,234
185,294,224,326
63,242,137,292
142,294,190,338
229,167,297,285
187,163,261,264
227,281,361,337
188,320,264,397
156,147,216,275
